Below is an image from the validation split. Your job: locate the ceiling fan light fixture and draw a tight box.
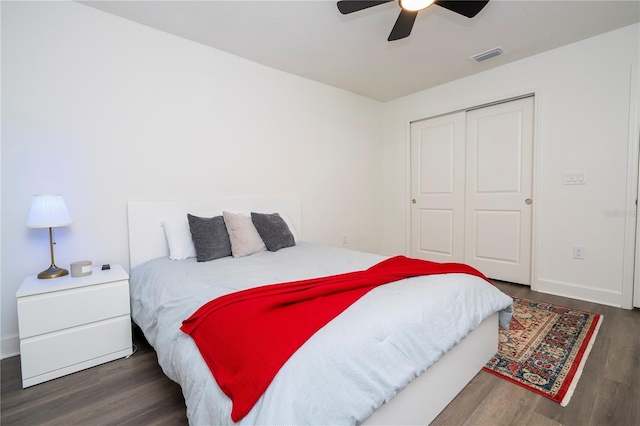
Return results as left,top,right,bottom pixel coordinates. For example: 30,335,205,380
337,0,490,41
399,0,435,12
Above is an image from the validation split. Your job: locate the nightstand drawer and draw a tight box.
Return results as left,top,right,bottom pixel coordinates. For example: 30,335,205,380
17,280,130,338
20,315,132,381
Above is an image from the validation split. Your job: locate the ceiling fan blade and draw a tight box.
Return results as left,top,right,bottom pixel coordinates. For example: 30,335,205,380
388,9,418,41
434,1,489,18
337,0,393,15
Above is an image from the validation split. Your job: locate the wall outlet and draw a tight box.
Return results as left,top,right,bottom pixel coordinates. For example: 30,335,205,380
573,245,585,259
342,234,348,245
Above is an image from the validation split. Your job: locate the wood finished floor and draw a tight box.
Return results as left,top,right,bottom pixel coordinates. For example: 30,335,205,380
1,281,639,425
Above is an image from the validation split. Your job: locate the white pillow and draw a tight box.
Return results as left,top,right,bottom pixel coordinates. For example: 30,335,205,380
222,211,266,258
161,217,196,260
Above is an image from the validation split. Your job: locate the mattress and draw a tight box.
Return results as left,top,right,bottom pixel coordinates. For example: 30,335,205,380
129,241,513,425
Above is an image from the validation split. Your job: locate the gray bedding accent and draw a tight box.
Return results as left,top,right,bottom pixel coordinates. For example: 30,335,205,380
187,214,232,262
251,212,295,252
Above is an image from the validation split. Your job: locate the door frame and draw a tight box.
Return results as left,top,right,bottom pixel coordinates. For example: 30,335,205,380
628,62,640,309
405,90,541,291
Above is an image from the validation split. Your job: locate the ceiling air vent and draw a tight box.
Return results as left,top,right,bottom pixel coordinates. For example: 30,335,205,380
469,47,506,63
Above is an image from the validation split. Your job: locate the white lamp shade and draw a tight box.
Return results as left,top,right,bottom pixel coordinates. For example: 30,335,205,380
26,195,73,228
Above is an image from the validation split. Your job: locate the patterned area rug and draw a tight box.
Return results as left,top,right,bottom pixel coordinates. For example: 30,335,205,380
483,297,603,406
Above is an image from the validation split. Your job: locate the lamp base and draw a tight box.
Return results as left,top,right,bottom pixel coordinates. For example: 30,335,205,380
37,264,69,279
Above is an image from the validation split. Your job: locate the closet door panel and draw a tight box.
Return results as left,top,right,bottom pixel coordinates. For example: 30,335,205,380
474,210,522,264
465,97,534,284
475,111,523,193
410,111,465,263
418,209,454,256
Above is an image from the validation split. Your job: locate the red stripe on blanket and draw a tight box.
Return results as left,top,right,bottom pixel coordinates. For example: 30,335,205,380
180,255,489,422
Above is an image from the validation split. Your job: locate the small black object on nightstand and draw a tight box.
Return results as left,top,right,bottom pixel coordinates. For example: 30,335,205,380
102,264,111,270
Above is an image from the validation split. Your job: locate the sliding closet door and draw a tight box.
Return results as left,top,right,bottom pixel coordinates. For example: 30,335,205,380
410,96,534,284
410,111,466,263
464,97,534,284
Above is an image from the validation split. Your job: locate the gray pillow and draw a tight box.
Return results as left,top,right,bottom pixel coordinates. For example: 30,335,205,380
187,214,232,262
251,212,296,252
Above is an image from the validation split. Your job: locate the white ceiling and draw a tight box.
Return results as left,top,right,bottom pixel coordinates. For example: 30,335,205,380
81,0,640,102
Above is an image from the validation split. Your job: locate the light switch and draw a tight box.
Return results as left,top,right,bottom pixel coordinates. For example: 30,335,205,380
564,171,587,185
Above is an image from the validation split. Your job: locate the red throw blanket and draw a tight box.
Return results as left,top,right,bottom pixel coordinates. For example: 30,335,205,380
180,255,489,422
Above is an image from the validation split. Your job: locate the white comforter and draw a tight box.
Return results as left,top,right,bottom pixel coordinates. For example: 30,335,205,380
129,242,513,425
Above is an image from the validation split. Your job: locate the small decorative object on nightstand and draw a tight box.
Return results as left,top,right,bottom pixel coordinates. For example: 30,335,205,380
25,194,73,279
70,260,92,277
16,264,133,388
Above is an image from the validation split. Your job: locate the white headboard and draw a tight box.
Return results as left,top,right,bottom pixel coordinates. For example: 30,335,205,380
127,198,301,269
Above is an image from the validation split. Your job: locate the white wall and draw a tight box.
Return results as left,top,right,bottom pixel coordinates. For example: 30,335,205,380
382,24,640,308
1,2,383,358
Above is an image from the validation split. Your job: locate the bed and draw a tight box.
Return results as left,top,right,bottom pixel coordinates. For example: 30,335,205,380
127,198,513,425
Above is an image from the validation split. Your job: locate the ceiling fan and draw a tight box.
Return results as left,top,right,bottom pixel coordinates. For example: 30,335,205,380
337,0,489,41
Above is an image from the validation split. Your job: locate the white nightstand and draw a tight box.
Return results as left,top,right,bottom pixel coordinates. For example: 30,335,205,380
16,264,133,388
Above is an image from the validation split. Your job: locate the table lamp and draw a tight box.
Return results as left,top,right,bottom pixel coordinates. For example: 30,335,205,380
26,194,73,279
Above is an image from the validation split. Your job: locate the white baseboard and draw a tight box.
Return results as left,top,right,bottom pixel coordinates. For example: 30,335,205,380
536,279,622,308
1,334,20,360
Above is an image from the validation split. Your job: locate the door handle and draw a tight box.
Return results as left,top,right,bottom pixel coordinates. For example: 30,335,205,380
525,198,532,205
412,199,416,204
